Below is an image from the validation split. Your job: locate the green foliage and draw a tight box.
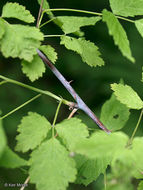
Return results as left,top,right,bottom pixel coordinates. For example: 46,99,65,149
0,19,5,39
111,83,143,109
56,118,89,150
57,16,101,34
135,19,143,38
0,22,43,61
0,146,28,168
60,36,104,67
109,0,143,17
75,154,109,186
2,2,35,23
100,94,130,131
29,138,77,190
138,181,143,190
74,131,128,159
102,9,134,62
15,112,51,152
0,118,7,158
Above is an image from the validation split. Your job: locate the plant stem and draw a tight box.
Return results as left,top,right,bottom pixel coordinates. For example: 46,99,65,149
39,17,56,28
37,49,110,134
0,94,41,120
20,176,30,190
52,99,63,138
128,109,143,146
0,80,8,86
44,34,64,38
43,8,134,23
36,0,44,28
0,75,76,108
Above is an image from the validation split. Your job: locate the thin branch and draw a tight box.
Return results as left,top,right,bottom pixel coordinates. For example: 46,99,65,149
0,75,77,108
0,94,41,120
36,0,44,28
68,108,78,119
37,49,111,134
20,176,30,190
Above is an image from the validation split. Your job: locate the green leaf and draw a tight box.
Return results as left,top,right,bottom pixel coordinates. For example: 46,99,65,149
0,18,5,40
60,36,104,67
56,118,89,150
2,2,35,23
29,138,77,190
74,131,128,159
15,112,51,152
21,56,45,82
57,16,101,34
0,23,43,61
39,45,57,63
135,19,143,38
100,94,130,131
0,117,7,158
138,181,143,190
102,9,134,63
37,0,54,17
75,154,109,186
109,0,143,17
22,45,57,81
0,146,27,168
111,83,143,109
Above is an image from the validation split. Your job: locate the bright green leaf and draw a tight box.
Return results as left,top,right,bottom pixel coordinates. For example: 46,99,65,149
15,112,51,152
0,117,7,158
138,181,143,190
60,36,104,67
56,118,89,150
75,154,109,186
111,83,143,109
39,45,57,63
109,0,143,17
57,16,101,34
29,138,77,190
74,131,128,159
135,19,143,38
102,9,134,63
0,146,27,168
0,23,43,61
22,56,45,82
100,94,130,131
2,2,35,23
0,18,5,40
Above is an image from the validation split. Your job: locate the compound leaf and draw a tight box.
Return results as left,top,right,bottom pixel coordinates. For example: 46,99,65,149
56,118,89,150
2,2,35,23
15,112,51,152
109,0,143,17
100,94,130,131
60,36,104,67
75,154,109,186
0,146,28,168
102,9,134,63
74,131,128,159
0,23,43,61
57,16,101,34
111,83,143,109
29,138,77,190
135,19,143,38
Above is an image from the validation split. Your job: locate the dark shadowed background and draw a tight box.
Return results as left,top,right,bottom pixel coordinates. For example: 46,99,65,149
0,0,143,189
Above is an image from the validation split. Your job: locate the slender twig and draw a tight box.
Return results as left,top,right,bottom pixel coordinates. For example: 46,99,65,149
0,94,41,120
68,108,78,119
44,34,64,38
0,80,8,86
39,17,56,28
127,109,143,146
36,0,44,28
37,49,111,133
20,176,30,190
0,75,76,108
